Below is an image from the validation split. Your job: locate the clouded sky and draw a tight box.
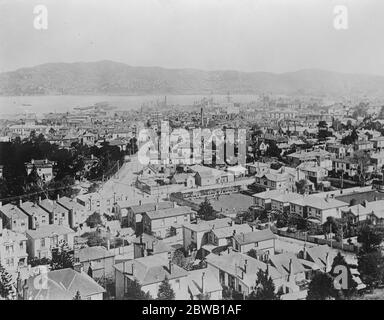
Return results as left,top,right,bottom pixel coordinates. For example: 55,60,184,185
1,0,383,74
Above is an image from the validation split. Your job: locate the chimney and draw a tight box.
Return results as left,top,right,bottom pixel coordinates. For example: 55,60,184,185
107,239,110,250
19,198,22,206
22,281,29,300
172,201,176,208
57,194,60,201
0,201,2,208
201,272,205,294
288,259,293,282
168,261,173,274
244,259,248,273
155,204,159,211
38,196,41,204
139,200,142,206
362,200,368,208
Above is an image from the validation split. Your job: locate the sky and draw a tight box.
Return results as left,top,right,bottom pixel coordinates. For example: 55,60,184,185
0,0,384,75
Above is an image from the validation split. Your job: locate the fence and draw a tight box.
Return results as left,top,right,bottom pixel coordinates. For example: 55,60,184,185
275,229,357,253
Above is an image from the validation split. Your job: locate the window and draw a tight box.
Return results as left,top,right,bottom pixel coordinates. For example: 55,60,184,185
40,239,45,247
175,279,181,289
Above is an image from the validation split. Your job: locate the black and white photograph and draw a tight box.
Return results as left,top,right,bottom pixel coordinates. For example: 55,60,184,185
0,0,384,306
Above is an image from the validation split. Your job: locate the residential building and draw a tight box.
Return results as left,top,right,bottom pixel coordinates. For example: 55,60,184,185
25,159,55,182
114,255,189,300
21,268,105,300
182,218,233,251
76,246,115,280
19,201,50,230
38,198,70,226
0,220,28,275
187,269,223,300
205,251,284,297
0,203,29,233
142,205,193,238
58,196,90,229
233,228,276,255
25,224,75,259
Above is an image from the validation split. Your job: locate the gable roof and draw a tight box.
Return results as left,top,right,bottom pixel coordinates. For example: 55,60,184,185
26,224,75,239
114,255,188,286
25,268,105,300
233,228,276,245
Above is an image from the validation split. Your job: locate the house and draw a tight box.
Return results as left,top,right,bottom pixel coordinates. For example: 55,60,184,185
25,159,55,182
171,173,196,188
0,220,28,276
227,165,247,177
297,162,328,184
76,246,115,280
289,194,348,223
270,192,303,213
253,189,285,210
58,196,90,229
38,198,70,226
114,255,189,300
25,224,75,259
132,233,173,260
0,203,29,233
21,268,105,300
269,253,307,294
246,162,270,175
182,218,233,251
371,136,384,150
142,205,193,238
189,165,234,187
341,200,384,225
205,251,284,297
233,228,276,255
187,269,222,300
287,149,332,170
206,223,253,249
254,166,303,192
19,201,50,230
126,201,174,231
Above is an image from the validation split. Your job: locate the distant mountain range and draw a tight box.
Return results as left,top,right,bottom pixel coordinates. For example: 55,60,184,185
1,60,384,97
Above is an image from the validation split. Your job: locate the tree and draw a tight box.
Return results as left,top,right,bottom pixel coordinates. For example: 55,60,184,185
172,249,187,269
198,198,216,221
357,224,384,254
73,291,82,300
357,224,384,289
50,240,74,271
296,179,311,194
86,211,103,228
157,277,175,300
265,142,281,158
357,250,384,289
306,271,335,300
124,279,152,300
330,252,357,299
0,264,14,300
247,269,278,300
322,216,340,239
